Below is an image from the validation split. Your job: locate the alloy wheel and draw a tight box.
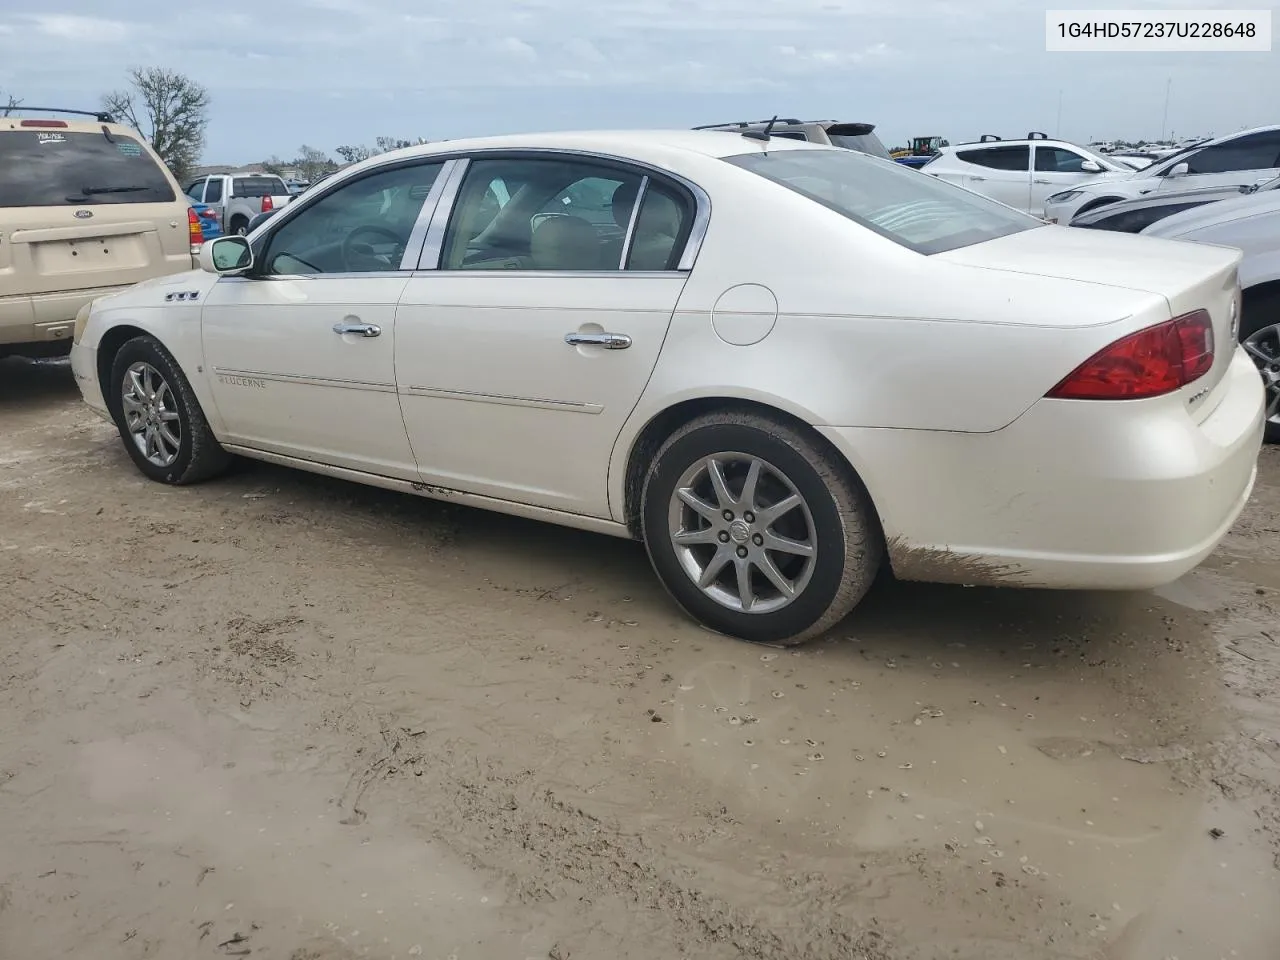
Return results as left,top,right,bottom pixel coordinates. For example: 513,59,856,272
121,361,182,468
666,453,818,614
1243,321,1280,426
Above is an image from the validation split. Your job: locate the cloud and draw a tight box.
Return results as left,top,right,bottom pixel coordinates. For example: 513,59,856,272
0,0,1271,163
24,14,131,42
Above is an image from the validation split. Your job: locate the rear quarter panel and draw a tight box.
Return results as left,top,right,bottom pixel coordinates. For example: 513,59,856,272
607,168,1172,519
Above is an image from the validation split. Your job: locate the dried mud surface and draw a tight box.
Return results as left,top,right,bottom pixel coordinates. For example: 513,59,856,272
2,356,1278,960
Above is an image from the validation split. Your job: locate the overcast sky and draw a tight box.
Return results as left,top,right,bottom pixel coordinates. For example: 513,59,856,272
1,0,1275,164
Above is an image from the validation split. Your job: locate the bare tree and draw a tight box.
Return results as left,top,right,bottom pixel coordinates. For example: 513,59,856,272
103,67,210,182
1,89,20,117
294,144,333,183
335,144,373,165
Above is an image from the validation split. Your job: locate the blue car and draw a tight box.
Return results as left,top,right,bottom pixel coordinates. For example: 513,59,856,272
190,201,223,239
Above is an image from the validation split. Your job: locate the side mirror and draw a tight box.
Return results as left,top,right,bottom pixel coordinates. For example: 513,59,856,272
200,236,253,275
1080,159,1102,173
1167,162,1189,177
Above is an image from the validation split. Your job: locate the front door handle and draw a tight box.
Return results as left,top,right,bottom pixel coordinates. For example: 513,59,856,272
1033,178,1052,184
565,331,632,350
333,321,381,338
967,175,987,182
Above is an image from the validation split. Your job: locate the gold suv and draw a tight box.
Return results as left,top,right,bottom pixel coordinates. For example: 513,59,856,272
0,108,204,359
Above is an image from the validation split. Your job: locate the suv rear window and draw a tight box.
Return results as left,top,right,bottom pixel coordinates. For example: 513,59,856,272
725,148,1041,255
232,177,288,198
0,130,175,208
826,131,892,160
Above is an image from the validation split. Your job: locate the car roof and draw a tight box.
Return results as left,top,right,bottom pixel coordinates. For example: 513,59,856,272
346,129,823,168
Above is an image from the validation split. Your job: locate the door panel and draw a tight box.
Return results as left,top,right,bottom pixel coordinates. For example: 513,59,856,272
951,145,1032,211
201,276,418,477
1031,146,1096,216
395,274,685,515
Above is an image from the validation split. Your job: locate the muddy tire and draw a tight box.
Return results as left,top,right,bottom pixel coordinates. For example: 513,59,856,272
640,410,883,646
1241,288,1280,444
108,335,232,485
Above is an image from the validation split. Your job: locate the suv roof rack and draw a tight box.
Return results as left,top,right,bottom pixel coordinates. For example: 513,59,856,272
6,106,116,123
692,118,803,130
978,134,1001,142
1027,131,1049,139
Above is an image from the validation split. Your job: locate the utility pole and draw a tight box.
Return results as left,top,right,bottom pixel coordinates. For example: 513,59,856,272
1160,78,1171,141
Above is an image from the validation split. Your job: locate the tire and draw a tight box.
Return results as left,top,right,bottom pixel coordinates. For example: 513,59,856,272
230,217,249,236
640,410,883,646
1240,288,1280,444
108,335,232,484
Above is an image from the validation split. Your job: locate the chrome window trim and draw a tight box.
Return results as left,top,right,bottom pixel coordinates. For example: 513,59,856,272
416,159,471,270
397,158,459,270
617,174,648,270
405,269,684,280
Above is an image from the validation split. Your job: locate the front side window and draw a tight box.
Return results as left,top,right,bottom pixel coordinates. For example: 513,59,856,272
185,180,206,201
261,161,444,275
1186,132,1280,174
1035,147,1088,173
439,157,689,271
726,148,1042,255
956,145,1030,172
0,131,175,208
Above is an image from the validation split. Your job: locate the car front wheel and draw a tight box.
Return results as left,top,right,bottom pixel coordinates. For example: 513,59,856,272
109,335,232,484
640,410,882,645
1241,289,1280,444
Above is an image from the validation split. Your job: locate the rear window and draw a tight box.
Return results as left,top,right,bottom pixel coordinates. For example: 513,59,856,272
0,130,175,208
724,148,1042,255
232,177,288,198
826,131,892,160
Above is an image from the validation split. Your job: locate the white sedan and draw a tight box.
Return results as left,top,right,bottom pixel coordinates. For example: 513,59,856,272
69,130,1266,645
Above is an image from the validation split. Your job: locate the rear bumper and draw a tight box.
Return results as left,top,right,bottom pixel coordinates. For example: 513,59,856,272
819,345,1266,590
0,284,132,346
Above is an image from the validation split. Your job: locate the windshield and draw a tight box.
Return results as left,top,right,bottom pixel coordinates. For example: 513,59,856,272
0,130,174,207
724,148,1042,255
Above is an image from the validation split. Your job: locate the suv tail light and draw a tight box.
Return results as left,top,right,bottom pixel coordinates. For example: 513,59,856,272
261,194,274,212
1046,310,1214,401
188,206,205,255
20,119,68,128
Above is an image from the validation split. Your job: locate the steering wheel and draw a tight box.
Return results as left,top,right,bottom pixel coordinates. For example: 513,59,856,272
341,225,406,272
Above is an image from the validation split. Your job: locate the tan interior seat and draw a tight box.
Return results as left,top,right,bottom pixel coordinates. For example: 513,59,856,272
529,215,602,270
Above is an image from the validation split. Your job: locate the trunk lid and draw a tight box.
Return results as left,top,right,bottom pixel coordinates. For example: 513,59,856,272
938,226,1244,419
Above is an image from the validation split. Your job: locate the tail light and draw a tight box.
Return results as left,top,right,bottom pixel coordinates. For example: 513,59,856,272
188,206,205,255
1046,310,1214,401
261,194,274,212
20,119,68,128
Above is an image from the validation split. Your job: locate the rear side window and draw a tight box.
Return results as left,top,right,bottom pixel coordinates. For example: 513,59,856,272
1186,132,1280,174
0,130,175,208
232,176,288,198
956,146,1030,171
725,148,1041,255
205,178,224,202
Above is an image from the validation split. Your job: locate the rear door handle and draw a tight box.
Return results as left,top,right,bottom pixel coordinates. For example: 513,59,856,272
333,321,381,338
565,331,631,350
967,175,986,182
1033,178,1052,184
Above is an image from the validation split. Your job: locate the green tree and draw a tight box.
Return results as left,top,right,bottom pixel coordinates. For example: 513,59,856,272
103,67,210,181
294,144,333,183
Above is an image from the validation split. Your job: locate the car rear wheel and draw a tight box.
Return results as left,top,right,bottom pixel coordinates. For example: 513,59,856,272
1241,289,1280,444
230,216,249,236
109,335,232,484
640,410,882,645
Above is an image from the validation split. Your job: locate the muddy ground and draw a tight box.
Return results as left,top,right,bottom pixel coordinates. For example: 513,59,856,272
1,355,1278,960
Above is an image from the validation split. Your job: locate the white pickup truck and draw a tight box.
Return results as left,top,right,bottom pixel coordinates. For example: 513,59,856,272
182,172,292,236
